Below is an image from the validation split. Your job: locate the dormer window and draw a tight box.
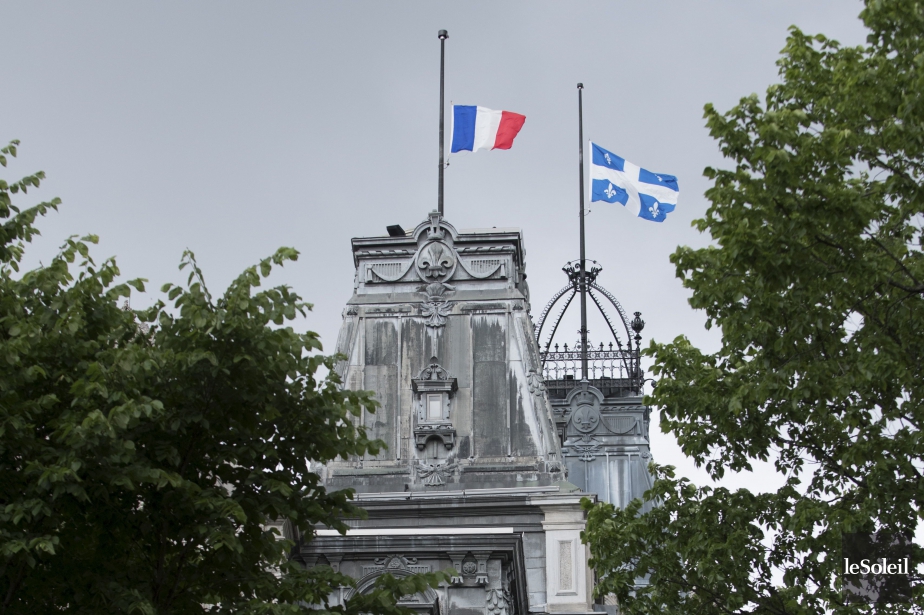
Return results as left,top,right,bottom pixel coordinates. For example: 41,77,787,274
412,357,458,451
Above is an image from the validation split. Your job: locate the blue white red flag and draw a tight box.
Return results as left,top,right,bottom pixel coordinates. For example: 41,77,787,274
589,142,679,223
450,105,526,153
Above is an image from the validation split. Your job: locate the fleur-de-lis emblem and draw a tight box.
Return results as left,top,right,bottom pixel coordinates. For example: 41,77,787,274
604,182,617,198
420,243,454,279
572,405,600,434
649,201,660,217
604,153,612,165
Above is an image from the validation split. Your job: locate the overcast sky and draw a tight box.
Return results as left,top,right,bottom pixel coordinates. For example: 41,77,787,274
4,1,870,489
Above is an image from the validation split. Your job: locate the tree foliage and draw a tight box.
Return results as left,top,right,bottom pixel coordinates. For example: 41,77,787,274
0,141,445,613
585,1,923,613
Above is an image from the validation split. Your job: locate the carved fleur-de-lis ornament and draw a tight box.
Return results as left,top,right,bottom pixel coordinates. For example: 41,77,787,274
416,240,456,282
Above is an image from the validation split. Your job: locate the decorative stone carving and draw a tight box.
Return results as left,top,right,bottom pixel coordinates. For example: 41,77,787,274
526,370,547,397
518,318,541,370
410,211,462,328
424,209,446,241
564,385,606,441
486,588,509,615
416,459,457,486
376,554,418,568
417,359,453,382
367,260,415,283
326,554,342,574
573,443,600,462
571,405,600,433
448,552,466,585
419,282,455,328
447,552,490,586
458,257,505,280
420,301,452,328
415,423,456,450
473,552,490,586
417,242,457,282
601,415,637,434
362,555,432,576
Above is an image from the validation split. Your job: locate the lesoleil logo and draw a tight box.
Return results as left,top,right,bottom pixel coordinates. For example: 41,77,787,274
843,557,911,576
841,531,912,604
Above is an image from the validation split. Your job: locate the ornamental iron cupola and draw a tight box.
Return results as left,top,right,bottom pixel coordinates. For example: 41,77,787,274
533,257,654,510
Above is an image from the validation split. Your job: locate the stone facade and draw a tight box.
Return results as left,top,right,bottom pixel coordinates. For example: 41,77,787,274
294,212,651,615
551,386,653,514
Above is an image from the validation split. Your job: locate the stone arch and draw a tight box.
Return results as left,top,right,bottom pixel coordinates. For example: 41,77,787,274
343,569,439,615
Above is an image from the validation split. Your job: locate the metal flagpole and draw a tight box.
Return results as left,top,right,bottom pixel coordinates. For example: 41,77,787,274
577,83,589,381
438,29,448,216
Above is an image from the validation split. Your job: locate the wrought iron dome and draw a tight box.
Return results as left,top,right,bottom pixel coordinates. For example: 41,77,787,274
530,83,650,401
534,258,645,400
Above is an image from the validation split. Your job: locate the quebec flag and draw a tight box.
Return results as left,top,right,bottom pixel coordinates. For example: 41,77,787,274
590,142,678,223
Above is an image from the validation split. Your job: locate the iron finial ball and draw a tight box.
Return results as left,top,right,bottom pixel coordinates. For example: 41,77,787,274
438,29,448,39
631,311,645,334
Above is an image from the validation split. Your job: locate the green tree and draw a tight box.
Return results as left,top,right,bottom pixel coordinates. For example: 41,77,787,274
584,1,923,614
0,141,444,613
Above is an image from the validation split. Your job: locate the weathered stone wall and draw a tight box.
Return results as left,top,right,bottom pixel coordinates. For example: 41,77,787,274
324,211,564,492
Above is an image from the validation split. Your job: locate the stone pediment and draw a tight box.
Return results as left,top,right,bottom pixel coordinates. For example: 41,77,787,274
412,358,458,393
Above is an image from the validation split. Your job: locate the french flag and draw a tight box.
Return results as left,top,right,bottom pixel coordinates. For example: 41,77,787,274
450,105,526,153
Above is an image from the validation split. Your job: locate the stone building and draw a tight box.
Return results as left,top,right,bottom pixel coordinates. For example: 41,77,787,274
292,211,651,615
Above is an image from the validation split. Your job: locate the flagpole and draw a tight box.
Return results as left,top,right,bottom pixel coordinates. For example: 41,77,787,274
438,29,448,216
577,83,589,381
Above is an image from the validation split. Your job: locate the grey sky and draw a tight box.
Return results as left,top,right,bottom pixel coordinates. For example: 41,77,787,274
3,1,869,487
